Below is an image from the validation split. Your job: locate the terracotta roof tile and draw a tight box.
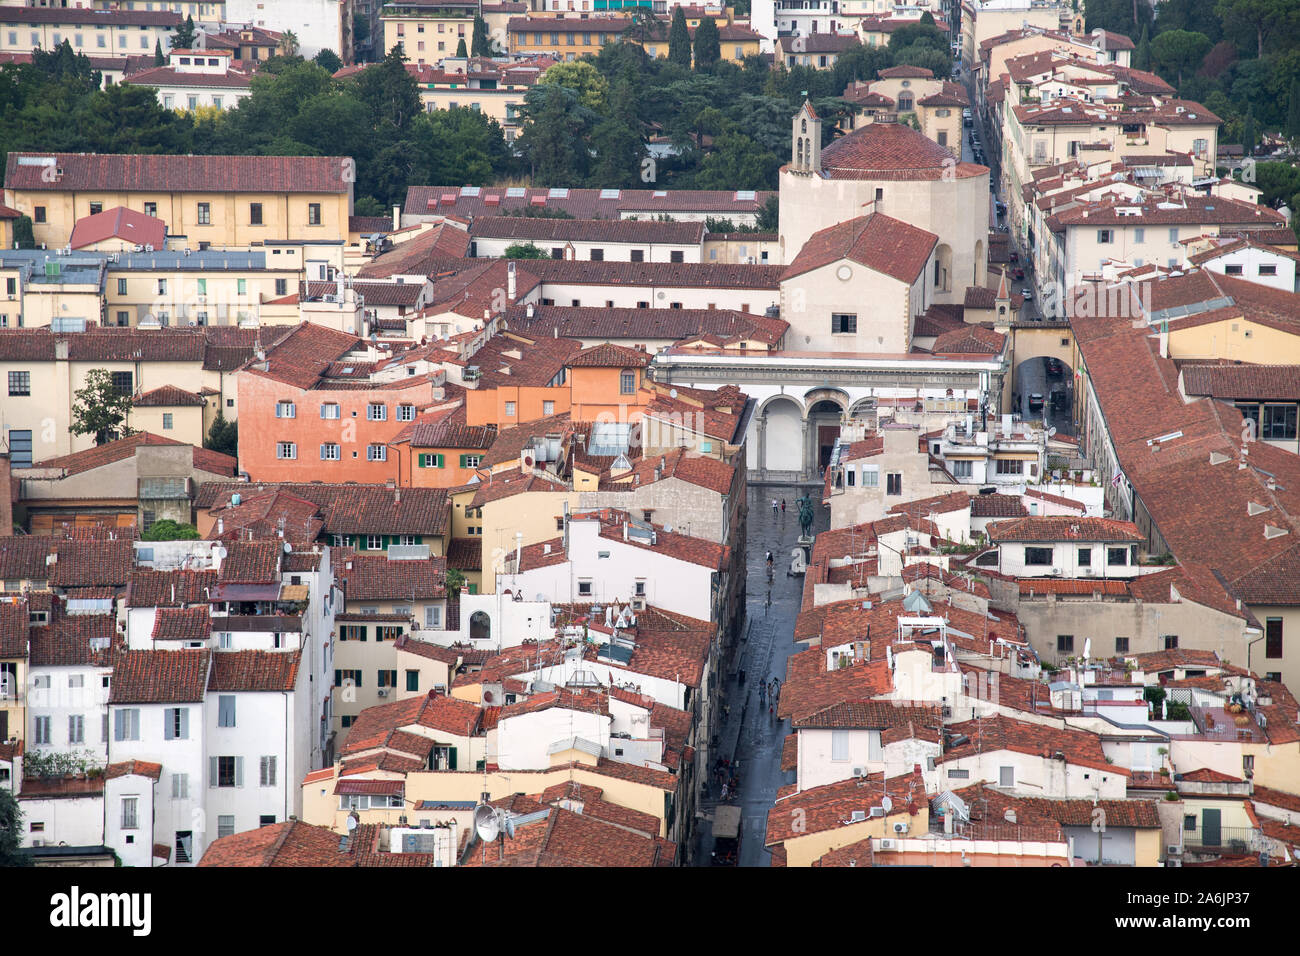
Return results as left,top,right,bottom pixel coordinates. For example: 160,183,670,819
782,213,937,285
337,554,446,601
819,120,986,182
109,649,210,703
207,650,300,692
7,152,350,194
151,606,211,642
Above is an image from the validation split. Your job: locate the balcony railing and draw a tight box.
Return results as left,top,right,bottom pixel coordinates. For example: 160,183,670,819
1183,825,1261,854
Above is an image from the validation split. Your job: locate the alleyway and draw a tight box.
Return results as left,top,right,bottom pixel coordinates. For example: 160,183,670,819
694,484,829,866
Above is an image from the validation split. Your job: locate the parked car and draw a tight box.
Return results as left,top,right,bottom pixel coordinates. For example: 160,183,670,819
1013,267,1025,280
1020,288,1034,300
1029,393,1045,411
963,108,973,127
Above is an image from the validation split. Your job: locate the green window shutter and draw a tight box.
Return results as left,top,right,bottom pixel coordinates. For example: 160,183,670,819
415,536,423,544
459,454,468,468
435,454,444,468
358,627,367,642
448,747,458,771
418,453,428,467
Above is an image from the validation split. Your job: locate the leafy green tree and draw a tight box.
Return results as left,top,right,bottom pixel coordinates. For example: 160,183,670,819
471,16,492,56
153,39,166,66
1150,29,1212,85
353,46,421,132
13,215,34,249
278,30,301,58
1154,0,1224,44
668,7,692,68
756,194,779,231
71,368,134,445
1215,0,1297,57
1288,79,1300,139
503,242,550,258
693,17,721,71
354,12,371,48
622,9,666,46
516,84,596,185
314,48,344,73
142,519,201,541
445,566,467,598
172,15,197,50
1134,24,1151,70
1242,111,1258,152
0,789,29,867
539,60,609,111
205,411,238,457
692,130,779,189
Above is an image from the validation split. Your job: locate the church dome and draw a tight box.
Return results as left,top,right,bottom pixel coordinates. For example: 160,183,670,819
818,119,987,182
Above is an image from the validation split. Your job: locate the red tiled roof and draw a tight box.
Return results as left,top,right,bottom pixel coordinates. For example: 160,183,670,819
336,554,446,602
470,216,703,244
68,205,166,250
105,760,163,781
1181,363,1300,401
819,120,985,181
109,649,211,703
356,224,472,279
207,650,301,692
568,342,652,368
126,569,217,607
133,384,205,407
938,714,1124,775
50,539,134,588
199,820,354,867
197,481,449,537
6,152,351,194
33,431,235,478
781,213,937,285
986,516,1143,542
151,606,211,642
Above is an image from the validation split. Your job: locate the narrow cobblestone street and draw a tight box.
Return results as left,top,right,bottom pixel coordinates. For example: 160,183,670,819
694,484,829,866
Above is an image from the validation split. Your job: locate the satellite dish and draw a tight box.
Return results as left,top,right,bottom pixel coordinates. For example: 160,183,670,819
473,804,500,842
669,388,678,399
345,815,357,832
283,541,292,554
1046,427,1057,438
881,796,893,813
1083,637,1092,661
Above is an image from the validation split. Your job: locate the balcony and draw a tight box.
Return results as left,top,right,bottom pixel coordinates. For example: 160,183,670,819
1182,824,1262,855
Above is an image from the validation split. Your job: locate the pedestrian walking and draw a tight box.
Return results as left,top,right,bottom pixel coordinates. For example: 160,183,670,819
721,782,729,801
772,498,779,515
781,499,786,513
759,683,766,705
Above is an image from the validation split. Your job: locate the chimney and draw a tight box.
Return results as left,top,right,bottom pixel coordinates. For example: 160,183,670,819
392,204,401,232
508,261,517,301
394,486,401,505
217,517,224,537
623,521,629,542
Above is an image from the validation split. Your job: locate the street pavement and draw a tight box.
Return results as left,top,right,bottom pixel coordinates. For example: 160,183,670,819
694,484,830,866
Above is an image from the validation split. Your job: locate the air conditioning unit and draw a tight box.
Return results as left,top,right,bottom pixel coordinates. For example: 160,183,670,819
632,596,646,611
878,838,896,850
1166,844,1182,856
376,688,389,698
893,822,909,834
852,766,866,778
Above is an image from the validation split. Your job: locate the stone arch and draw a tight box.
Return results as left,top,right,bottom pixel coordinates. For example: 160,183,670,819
761,395,804,473
802,387,849,412
934,242,953,293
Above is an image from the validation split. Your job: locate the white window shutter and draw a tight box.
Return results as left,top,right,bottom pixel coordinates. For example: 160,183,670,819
180,707,189,740
131,709,140,740
209,756,218,787
268,756,276,787
235,756,244,788
164,709,174,740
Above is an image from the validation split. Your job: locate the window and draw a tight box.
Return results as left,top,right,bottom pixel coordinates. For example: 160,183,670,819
7,372,30,396
1262,404,1297,441
947,768,970,779
830,730,849,762
542,400,555,416
367,403,387,421
217,815,236,839
162,413,173,430
339,625,367,642
34,206,46,223
590,248,604,261
886,473,902,496
110,371,133,396
1163,635,1179,650
164,707,189,740
396,404,415,422
249,202,263,225
1259,264,1278,277
321,443,340,460
459,454,482,468
406,670,420,692
630,249,644,262
1106,546,1128,566
951,460,972,478
1097,229,1113,244
831,313,857,334
275,279,288,296
259,756,277,787
308,203,321,225
1057,635,1074,652
143,202,157,218
1266,618,1283,659
1133,227,1144,244
213,755,242,788
260,815,276,827
197,202,211,225
276,442,297,460
995,459,1024,475
1224,264,1243,276
635,579,646,596
418,453,444,468
217,695,236,728
620,370,636,395
320,403,340,419
504,401,516,417
377,669,398,688
367,444,388,462
114,709,141,741
424,605,442,629
1168,228,1179,244
1115,637,1129,654
171,773,189,800
365,535,383,550
999,766,1015,787
938,131,947,147
578,579,593,596
121,797,139,830
1025,547,1052,566
175,831,193,864
34,716,50,745
1077,547,1092,566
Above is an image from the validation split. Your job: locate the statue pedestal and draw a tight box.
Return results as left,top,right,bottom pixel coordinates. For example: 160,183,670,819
798,535,814,548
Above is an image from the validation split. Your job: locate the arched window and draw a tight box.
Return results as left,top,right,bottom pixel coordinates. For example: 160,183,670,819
898,92,913,111
801,118,807,134
797,138,804,165
470,610,491,642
